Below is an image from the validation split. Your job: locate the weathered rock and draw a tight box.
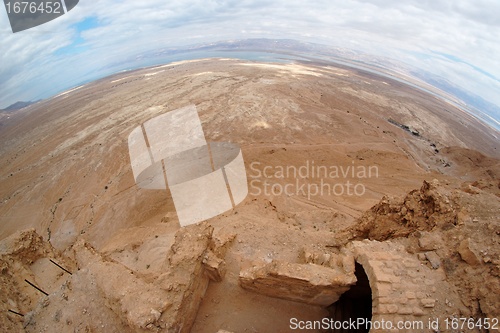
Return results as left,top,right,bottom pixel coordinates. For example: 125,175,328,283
345,181,457,242
421,298,436,308
71,239,172,330
210,232,236,258
418,232,443,251
458,238,481,266
300,245,328,265
239,260,356,306
23,222,227,333
203,250,226,282
424,251,441,269
158,222,224,333
299,247,355,276
0,229,60,265
456,209,472,225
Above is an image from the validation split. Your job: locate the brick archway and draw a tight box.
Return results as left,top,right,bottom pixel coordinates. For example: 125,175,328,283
349,240,439,333
328,262,372,333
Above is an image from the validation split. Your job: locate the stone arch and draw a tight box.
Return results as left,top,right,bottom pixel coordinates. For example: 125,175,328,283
349,240,439,333
328,262,372,333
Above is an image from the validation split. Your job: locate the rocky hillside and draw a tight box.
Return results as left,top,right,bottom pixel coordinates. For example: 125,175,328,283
1,179,498,332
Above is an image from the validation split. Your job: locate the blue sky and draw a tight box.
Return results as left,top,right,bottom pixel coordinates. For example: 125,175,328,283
54,16,98,55
0,0,499,128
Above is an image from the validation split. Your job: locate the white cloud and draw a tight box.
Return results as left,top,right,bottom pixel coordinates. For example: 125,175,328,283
0,0,499,123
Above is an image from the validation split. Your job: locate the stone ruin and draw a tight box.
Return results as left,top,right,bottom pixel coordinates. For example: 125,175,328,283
2,225,464,333
2,180,499,333
3,224,229,332
237,240,457,333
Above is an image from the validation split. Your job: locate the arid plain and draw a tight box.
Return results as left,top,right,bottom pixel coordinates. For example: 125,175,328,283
0,59,499,332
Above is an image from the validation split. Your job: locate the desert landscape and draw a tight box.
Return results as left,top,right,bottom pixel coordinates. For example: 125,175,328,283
0,58,499,332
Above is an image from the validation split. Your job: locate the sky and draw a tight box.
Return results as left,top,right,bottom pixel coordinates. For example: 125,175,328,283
0,0,499,127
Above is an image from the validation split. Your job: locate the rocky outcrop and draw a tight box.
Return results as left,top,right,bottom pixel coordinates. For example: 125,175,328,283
0,229,61,265
345,180,457,242
73,239,172,331
22,222,228,333
156,222,222,333
458,238,481,266
3,180,499,333
340,180,500,328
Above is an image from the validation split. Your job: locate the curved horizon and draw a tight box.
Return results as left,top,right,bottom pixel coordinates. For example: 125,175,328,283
1,0,499,130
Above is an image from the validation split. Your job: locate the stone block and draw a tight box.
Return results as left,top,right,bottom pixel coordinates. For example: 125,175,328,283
416,291,425,299
375,272,393,283
398,307,413,315
377,297,392,304
203,250,226,282
413,307,424,316
211,232,236,258
397,297,408,304
340,253,355,274
405,291,416,299
458,238,481,266
424,251,441,269
239,261,356,306
421,298,435,308
390,276,401,283
387,304,399,314
377,304,388,314
374,282,392,298
407,299,419,307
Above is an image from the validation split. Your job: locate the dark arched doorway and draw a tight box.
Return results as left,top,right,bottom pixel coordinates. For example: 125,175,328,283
327,262,372,333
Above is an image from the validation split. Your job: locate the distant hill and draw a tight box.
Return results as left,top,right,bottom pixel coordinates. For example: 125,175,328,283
1,101,37,112
409,72,500,128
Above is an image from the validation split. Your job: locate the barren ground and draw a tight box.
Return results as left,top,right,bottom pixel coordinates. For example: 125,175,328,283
0,59,498,332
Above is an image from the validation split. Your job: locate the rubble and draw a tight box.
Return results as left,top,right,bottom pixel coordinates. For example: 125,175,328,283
20,222,227,333
345,180,458,242
458,238,481,266
424,251,441,269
